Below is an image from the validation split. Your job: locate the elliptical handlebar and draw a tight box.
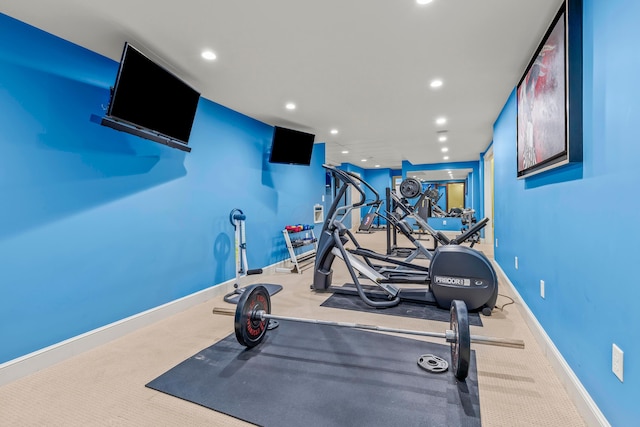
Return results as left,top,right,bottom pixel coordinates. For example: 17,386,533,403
322,164,381,209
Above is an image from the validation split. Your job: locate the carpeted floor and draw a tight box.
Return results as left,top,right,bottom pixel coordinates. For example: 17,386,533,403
0,231,588,426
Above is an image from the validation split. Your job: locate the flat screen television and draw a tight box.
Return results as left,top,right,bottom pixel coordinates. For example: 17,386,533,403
103,42,200,152
268,126,315,166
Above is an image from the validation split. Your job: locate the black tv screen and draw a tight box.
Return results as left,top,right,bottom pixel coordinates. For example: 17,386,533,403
106,43,200,147
269,126,315,165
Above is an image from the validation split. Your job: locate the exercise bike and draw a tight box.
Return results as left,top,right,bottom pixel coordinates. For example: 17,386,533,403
224,209,282,308
312,165,498,315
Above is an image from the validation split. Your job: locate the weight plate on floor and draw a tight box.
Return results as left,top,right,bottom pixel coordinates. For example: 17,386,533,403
450,299,471,380
399,178,422,199
267,320,280,330
417,354,449,374
234,284,270,347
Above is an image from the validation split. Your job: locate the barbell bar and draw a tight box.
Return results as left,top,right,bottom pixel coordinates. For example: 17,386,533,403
212,284,525,380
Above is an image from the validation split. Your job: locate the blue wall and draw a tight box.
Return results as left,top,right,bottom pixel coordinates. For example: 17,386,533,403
361,167,392,225
492,0,639,424
0,14,326,364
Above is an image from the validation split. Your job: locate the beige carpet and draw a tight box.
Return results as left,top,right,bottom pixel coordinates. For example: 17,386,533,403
0,230,587,426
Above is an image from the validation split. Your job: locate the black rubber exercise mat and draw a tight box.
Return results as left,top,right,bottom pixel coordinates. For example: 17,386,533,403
146,322,481,427
320,292,483,327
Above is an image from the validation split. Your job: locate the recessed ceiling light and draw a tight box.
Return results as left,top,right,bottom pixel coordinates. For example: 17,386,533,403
341,150,349,154
201,50,217,60
417,0,433,5
361,159,367,162
436,117,447,125
330,129,339,135
438,135,447,142
441,147,449,152
430,79,443,88
285,102,296,110
443,156,449,160
375,164,381,168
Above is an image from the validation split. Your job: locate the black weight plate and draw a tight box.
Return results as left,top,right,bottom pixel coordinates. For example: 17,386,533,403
234,284,271,347
450,299,471,380
399,178,421,199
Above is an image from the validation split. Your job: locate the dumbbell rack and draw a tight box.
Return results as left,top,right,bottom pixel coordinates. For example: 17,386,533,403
276,226,318,274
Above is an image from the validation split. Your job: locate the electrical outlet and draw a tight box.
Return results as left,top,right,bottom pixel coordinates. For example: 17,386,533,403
515,256,518,269
495,238,498,247
540,280,545,298
612,344,624,382
443,220,447,225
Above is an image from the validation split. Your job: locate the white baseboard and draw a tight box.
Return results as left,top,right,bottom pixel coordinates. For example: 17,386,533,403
492,262,610,427
0,280,236,387
0,259,292,388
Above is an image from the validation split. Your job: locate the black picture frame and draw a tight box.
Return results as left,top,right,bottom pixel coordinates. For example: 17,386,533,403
516,0,582,179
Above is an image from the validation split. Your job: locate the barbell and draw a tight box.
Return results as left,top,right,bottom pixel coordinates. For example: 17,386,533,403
212,284,524,380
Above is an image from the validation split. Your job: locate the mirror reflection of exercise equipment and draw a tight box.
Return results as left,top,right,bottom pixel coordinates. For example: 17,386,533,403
397,175,483,248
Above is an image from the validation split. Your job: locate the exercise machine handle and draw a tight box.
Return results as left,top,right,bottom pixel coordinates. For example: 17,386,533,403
323,164,381,208
450,217,489,245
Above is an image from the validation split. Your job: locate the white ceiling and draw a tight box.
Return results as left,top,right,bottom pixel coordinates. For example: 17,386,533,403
411,168,474,182
1,0,563,170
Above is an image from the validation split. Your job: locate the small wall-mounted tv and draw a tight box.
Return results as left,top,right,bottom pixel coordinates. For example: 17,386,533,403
102,42,200,152
268,126,315,166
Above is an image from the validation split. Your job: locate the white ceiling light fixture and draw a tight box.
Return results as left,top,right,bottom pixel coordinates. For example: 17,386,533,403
201,50,217,60
417,0,434,5
441,147,449,152
430,79,443,88
443,156,449,160
341,150,349,154
285,102,296,110
438,135,447,142
375,164,381,168
436,117,447,125
330,129,339,135
361,159,367,162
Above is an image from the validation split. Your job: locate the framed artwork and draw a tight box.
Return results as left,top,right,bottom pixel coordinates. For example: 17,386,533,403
516,0,582,179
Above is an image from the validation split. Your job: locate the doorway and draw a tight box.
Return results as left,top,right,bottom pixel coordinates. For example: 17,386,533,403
483,148,494,246
446,183,465,210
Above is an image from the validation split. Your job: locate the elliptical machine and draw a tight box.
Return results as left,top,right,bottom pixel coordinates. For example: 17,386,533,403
312,165,498,315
